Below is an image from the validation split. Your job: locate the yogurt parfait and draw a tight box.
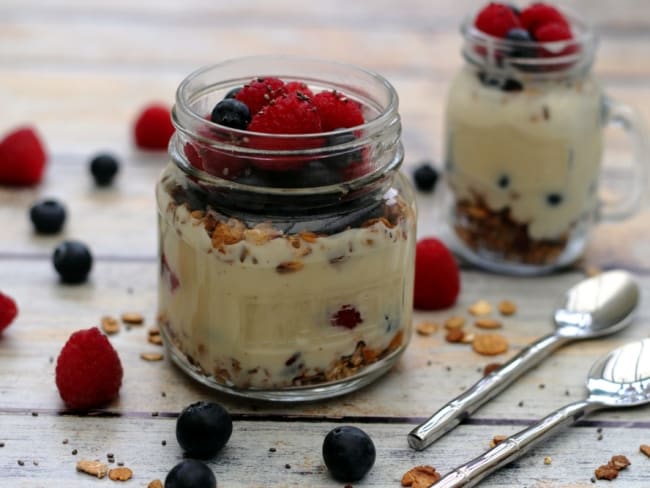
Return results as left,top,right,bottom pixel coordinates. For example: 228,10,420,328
156,57,416,401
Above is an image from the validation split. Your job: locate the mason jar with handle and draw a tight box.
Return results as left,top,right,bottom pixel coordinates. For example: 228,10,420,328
444,7,649,275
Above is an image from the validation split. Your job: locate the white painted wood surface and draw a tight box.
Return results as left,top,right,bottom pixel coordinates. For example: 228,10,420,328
2,1,650,486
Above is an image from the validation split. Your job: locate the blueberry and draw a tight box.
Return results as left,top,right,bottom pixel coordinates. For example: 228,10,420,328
505,28,537,58
413,162,439,192
89,153,120,186
505,28,532,43
547,193,564,206
325,130,363,169
210,99,251,130
224,87,241,99
497,174,510,189
164,459,216,488
176,401,232,458
322,426,375,482
477,72,523,92
53,240,93,284
29,199,66,234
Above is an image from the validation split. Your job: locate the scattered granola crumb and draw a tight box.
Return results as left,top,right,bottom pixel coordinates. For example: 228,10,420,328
148,480,163,488
401,465,441,488
76,460,108,479
108,466,133,481
162,440,167,446
269,447,276,453
498,300,517,316
31,411,38,417
489,435,507,448
468,299,492,316
71,449,78,455
610,455,630,471
415,321,439,336
444,316,466,330
121,312,144,325
595,464,618,480
62,439,68,445
148,327,163,345
460,332,475,344
101,316,120,335
140,352,164,362
475,318,502,329
539,383,546,389
472,334,509,356
17,460,24,466
483,362,502,376
285,463,291,469
518,401,524,407
598,434,603,441
0,442,4,448
33,460,39,466
445,328,465,343
544,456,552,465
640,444,650,457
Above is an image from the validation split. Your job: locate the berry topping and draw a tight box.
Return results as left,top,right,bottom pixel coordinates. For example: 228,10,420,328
53,240,93,284
89,153,120,186
248,92,322,135
534,21,573,42
224,86,241,99
475,2,522,38
414,237,460,310
0,127,47,186
546,192,564,206
322,426,376,482
176,401,232,458
29,199,66,234
210,99,251,130
505,27,533,42
133,104,175,150
413,162,439,192
0,291,18,335
235,77,286,115
331,305,363,329
285,81,315,99
55,327,123,410
164,459,216,488
313,91,364,131
520,3,569,33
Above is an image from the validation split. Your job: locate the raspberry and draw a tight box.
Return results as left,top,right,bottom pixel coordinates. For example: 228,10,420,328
285,81,315,99
184,127,248,179
55,327,123,409
474,3,522,38
331,305,363,329
520,3,569,33
535,21,573,42
133,103,175,150
414,237,460,310
248,92,322,171
0,291,18,334
0,127,47,186
235,77,286,116
313,91,364,131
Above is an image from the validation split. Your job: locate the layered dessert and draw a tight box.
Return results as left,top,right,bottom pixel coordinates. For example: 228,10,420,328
157,73,415,394
446,2,603,268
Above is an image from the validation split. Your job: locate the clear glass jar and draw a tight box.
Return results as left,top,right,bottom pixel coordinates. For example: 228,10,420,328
156,56,417,401
444,10,648,275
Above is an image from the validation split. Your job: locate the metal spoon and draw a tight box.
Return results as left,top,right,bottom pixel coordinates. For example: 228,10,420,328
433,338,650,487
408,270,639,451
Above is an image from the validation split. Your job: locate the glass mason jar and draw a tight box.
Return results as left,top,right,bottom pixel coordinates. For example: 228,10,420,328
156,56,417,401
444,10,648,275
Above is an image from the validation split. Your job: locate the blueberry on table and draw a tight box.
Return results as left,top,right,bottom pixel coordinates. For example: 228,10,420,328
322,425,376,482
53,240,93,284
89,153,120,186
210,99,251,130
29,199,66,234
413,162,439,192
176,401,233,458
164,459,216,488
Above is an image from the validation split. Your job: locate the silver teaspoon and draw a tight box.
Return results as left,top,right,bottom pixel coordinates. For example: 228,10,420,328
408,270,639,451
433,338,650,487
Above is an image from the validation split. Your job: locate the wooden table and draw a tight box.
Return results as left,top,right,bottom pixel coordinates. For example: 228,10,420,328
2,1,650,486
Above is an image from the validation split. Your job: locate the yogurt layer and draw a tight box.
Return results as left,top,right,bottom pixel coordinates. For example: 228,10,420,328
446,67,604,240
156,168,415,390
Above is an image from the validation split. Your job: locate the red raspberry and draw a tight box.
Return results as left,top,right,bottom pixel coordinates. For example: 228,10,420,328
331,305,363,329
535,21,573,42
248,92,322,171
55,327,123,410
313,91,364,131
133,104,175,150
235,77,286,116
0,127,47,186
474,3,522,38
414,237,460,310
285,81,314,99
520,3,569,33
184,126,248,179
0,291,18,334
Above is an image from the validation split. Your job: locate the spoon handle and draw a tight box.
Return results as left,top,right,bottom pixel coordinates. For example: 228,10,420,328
432,399,600,487
409,333,569,451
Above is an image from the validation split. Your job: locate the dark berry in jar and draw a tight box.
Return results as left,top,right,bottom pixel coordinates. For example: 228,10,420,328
322,425,376,482
505,27,533,43
325,130,363,169
29,199,66,234
176,401,232,458
89,153,120,186
210,99,251,130
224,87,241,99
413,162,439,192
53,240,93,284
164,459,216,488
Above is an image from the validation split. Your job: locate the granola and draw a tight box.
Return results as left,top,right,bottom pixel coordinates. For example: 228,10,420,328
401,465,441,488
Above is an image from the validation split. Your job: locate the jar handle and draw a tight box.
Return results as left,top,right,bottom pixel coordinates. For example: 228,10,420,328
599,96,650,221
